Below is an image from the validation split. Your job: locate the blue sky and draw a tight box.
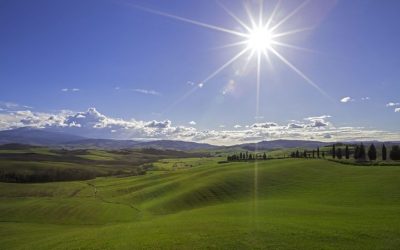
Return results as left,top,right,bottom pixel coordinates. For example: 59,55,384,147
0,0,399,144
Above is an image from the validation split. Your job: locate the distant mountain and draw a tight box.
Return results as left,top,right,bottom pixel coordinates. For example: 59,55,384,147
1,128,398,151
62,139,140,149
237,140,330,151
132,140,218,151
0,127,86,145
0,128,218,151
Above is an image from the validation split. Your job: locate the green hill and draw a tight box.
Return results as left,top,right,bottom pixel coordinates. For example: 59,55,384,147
0,158,400,249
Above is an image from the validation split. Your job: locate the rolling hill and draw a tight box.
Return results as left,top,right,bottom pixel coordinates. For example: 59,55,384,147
0,158,399,249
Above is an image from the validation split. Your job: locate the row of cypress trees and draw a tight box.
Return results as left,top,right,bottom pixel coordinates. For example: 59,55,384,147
227,151,267,161
331,143,400,161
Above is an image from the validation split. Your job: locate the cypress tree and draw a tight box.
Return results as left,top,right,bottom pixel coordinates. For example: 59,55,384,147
332,145,336,159
368,144,377,161
390,145,400,160
345,145,350,159
354,145,359,160
317,147,320,158
263,152,267,160
295,150,299,158
337,148,343,159
359,143,366,161
312,150,315,158
382,144,387,161
303,150,307,158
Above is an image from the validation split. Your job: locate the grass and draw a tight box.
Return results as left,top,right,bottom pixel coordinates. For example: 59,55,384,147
0,158,400,249
0,146,208,182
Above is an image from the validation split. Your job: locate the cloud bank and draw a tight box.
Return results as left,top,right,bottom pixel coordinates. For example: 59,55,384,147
1,107,399,145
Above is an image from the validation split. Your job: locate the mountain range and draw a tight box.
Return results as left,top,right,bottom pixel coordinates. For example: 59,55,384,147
0,127,398,151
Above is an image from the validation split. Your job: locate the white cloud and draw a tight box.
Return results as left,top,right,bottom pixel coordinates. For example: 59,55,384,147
287,123,304,129
395,108,400,113
198,83,204,88
386,102,400,107
189,121,196,125
132,89,161,96
340,97,354,103
361,97,370,101
251,122,278,129
1,107,399,145
234,125,242,128
62,88,80,92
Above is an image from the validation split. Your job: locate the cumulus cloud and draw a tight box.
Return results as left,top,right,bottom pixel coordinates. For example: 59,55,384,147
189,121,196,125
251,122,278,129
145,120,171,129
1,107,399,145
287,123,304,129
132,89,161,96
395,108,400,113
340,97,354,103
234,125,242,129
386,102,400,107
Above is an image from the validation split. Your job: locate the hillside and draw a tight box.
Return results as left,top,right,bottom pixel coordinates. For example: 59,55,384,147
0,158,399,249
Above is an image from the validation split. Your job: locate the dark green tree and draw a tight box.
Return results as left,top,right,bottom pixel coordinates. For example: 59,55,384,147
312,150,315,158
322,151,325,158
317,147,320,158
263,152,267,160
295,150,299,158
337,148,343,159
354,145,359,160
368,144,377,161
332,145,336,159
382,144,387,161
390,145,400,160
359,143,366,161
303,150,307,158
345,145,350,159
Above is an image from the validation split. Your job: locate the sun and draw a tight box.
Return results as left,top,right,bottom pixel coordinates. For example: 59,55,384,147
135,1,329,114
246,26,274,53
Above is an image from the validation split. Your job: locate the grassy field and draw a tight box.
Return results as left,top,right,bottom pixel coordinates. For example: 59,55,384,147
0,158,400,249
0,145,207,182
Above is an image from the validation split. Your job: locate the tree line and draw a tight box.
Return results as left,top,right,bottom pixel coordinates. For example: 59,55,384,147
290,143,400,161
227,151,268,161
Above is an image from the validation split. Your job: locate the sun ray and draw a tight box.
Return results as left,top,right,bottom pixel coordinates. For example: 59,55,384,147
201,48,249,84
217,1,252,32
269,47,330,98
265,0,281,29
132,5,248,38
212,40,249,50
272,27,314,38
270,0,311,32
244,3,257,28
271,41,316,53
163,48,250,114
258,0,264,27
256,52,262,117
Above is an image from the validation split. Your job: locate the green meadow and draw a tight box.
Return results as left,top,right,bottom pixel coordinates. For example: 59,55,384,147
1,157,400,249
